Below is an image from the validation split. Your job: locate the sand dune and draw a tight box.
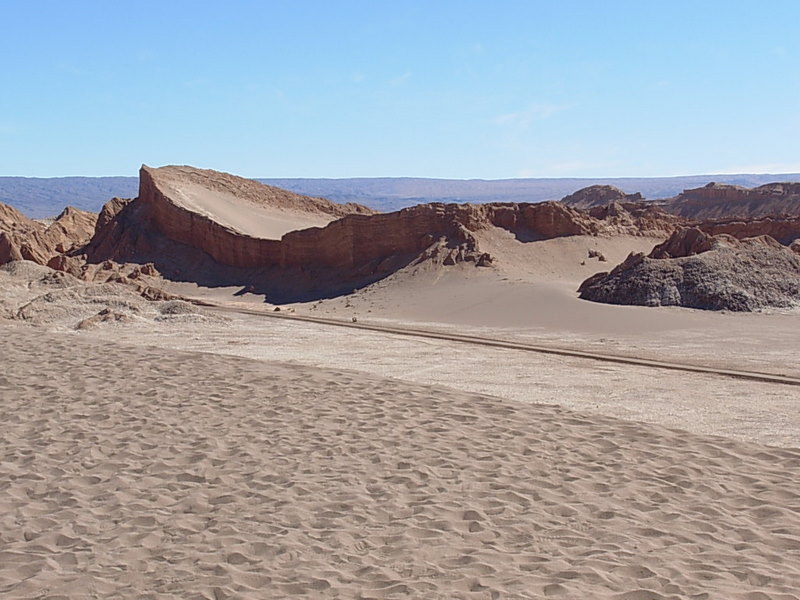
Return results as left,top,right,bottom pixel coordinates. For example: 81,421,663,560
1,324,799,599
151,165,371,240
161,177,336,239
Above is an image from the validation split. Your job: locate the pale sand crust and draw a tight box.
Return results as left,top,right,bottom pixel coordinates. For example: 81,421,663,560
93,312,800,449
2,325,799,599
161,179,336,239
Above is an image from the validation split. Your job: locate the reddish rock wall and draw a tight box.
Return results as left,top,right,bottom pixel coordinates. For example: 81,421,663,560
666,182,800,219
137,167,284,268
698,215,800,245
0,202,97,266
89,169,685,277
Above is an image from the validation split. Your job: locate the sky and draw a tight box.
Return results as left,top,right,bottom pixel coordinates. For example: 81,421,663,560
1,1,799,179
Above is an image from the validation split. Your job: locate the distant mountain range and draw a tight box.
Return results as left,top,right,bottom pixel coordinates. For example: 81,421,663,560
2,172,800,218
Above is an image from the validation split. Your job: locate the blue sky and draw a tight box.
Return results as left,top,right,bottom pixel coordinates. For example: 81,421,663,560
2,1,799,178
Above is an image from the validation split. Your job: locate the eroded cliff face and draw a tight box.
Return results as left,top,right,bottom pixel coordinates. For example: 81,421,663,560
281,200,617,271
87,168,682,281
663,182,800,220
698,215,800,246
561,183,800,245
135,167,284,268
11,165,800,307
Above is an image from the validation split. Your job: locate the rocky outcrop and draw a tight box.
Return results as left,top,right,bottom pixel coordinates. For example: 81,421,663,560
88,184,678,276
586,202,685,236
648,227,726,259
561,185,643,209
697,214,800,246
0,202,97,266
84,166,689,301
0,260,216,329
96,165,375,269
561,182,800,235
663,182,800,220
0,203,50,264
578,228,800,311
44,206,97,252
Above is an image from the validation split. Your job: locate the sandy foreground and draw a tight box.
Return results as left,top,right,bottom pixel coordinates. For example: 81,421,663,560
2,323,800,599
93,303,800,449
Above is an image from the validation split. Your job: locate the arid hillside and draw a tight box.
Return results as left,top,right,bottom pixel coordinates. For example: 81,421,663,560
78,166,689,301
2,164,800,310
662,182,800,219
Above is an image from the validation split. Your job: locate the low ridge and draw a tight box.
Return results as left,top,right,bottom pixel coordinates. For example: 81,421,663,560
3,164,800,310
82,167,684,301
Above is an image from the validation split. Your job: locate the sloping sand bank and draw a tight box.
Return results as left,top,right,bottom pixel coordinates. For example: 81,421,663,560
1,325,798,599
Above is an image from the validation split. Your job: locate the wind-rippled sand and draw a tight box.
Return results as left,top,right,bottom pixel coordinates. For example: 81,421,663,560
1,325,799,599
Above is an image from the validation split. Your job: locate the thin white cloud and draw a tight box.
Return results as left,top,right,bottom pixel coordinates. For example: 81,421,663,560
389,72,412,87
493,103,569,128
518,159,622,177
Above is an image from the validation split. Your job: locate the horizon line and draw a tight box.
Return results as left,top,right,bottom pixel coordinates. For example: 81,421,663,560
3,171,800,182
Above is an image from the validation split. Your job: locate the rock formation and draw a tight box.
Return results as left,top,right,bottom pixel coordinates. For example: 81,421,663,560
0,202,97,265
662,182,800,220
578,228,800,311
561,185,643,209
85,165,372,266
560,183,800,245
0,260,217,329
7,163,800,308
81,165,687,300
586,201,684,236
697,214,800,246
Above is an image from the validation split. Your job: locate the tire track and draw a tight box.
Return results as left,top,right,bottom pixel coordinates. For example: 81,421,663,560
207,304,800,388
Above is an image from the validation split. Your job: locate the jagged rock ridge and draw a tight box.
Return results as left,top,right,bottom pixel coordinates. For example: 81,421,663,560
561,185,644,209
5,164,800,308
81,166,683,300
0,203,96,265
560,183,800,248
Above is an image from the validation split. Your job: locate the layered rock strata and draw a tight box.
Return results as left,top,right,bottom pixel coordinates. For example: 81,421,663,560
561,183,800,246
698,215,800,246
88,168,681,277
664,182,800,219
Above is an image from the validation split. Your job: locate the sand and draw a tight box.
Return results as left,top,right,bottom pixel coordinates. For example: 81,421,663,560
280,235,800,379
2,324,799,599
1,224,799,598
161,178,335,240
90,309,800,449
